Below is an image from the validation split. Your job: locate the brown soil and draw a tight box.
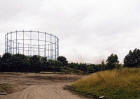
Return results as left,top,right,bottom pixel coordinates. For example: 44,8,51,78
0,72,86,99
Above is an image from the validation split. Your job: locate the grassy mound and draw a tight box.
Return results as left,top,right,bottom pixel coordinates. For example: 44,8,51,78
70,68,140,99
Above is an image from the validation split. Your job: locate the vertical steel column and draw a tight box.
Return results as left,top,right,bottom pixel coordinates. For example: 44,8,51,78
57,38,59,57
48,44,49,59
38,31,40,56
28,44,30,55
55,37,57,60
7,34,9,53
5,34,7,53
50,34,52,59
44,33,46,57
13,40,14,54
18,42,20,54
23,30,24,55
16,31,18,54
10,33,12,54
30,31,32,56
11,32,13,54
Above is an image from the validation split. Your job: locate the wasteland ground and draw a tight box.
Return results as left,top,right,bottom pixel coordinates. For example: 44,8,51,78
0,72,86,99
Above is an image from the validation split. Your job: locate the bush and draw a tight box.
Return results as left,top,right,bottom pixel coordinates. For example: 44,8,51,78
29,55,42,72
57,56,68,66
0,53,12,72
47,60,63,71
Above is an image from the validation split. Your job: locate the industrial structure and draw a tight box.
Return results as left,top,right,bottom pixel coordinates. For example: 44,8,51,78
5,30,59,60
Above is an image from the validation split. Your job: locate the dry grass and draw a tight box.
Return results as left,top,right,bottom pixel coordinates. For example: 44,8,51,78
71,68,140,99
0,83,16,94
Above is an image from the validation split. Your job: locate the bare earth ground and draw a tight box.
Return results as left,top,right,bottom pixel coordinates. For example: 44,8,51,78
0,72,86,99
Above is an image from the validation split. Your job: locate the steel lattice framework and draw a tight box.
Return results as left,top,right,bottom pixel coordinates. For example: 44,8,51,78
5,30,59,60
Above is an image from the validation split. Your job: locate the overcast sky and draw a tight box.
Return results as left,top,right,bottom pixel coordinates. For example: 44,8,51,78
0,0,140,63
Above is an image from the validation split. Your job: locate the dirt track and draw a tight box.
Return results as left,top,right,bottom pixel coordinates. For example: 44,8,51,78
0,72,86,99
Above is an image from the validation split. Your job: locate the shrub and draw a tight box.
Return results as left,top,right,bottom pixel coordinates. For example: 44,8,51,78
57,56,68,66
47,59,63,71
29,55,42,72
10,54,30,72
0,53,12,72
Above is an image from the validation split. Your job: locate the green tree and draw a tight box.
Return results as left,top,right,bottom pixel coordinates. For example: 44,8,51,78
124,48,140,67
57,56,68,66
106,54,119,69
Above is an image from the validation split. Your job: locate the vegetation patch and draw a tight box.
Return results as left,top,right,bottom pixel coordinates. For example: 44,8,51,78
0,83,16,94
68,68,140,99
27,74,81,82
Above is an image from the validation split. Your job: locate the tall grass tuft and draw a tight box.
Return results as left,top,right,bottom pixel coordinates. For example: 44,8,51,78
71,68,140,99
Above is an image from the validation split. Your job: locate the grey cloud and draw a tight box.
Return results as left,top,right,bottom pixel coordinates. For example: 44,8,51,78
0,0,140,63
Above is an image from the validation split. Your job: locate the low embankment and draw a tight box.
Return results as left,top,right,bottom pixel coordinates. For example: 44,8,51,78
67,68,140,99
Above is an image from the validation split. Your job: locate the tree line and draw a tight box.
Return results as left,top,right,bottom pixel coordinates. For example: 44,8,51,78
0,48,140,73
0,53,66,72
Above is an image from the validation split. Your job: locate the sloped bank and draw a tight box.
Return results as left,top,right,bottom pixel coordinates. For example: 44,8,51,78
66,68,140,99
